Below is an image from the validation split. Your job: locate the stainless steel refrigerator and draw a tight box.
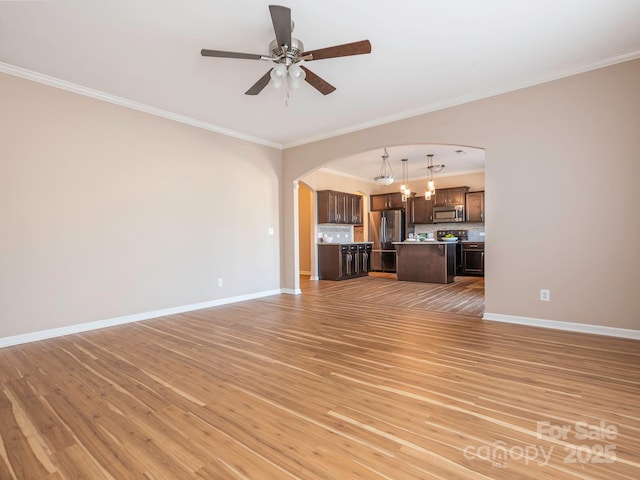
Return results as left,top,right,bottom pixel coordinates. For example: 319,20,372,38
369,210,404,272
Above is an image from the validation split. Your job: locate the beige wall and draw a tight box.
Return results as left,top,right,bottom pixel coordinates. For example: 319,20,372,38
3,59,638,340
1,73,282,339
283,59,640,330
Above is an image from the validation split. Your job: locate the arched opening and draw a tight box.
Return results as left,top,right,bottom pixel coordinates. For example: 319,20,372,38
293,143,486,316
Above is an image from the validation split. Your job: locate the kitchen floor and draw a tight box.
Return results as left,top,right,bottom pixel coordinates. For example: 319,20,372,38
301,274,485,317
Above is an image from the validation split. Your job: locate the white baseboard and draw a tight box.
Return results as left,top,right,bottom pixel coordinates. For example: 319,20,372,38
282,288,302,295
0,289,283,348
483,312,640,340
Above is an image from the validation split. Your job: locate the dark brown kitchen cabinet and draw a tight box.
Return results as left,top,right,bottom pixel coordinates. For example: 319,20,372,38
462,242,484,276
370,192,404,211
433,187,469,207
410,196,434,224
318,243,372,280
348,194,363,225
466,191,485,223
317,190,363,225
316,190,339,223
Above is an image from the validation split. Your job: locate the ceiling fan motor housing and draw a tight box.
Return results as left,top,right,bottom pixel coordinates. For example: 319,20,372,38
270,38,304,65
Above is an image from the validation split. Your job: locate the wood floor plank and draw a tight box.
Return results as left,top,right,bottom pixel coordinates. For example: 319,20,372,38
0,275,638,479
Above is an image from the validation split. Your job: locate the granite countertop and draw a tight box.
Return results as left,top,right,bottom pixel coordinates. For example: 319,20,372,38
461,240,486,243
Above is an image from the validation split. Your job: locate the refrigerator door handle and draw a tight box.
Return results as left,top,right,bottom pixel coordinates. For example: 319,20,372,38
381,216,386,244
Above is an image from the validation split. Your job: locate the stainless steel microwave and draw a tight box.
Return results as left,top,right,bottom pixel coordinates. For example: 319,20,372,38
433,205,465,223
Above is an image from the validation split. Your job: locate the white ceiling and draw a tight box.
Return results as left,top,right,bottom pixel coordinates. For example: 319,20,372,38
2,0,639,180
320,144,486,184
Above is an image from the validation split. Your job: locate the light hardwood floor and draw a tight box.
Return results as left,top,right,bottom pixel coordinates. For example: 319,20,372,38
0,276,638,479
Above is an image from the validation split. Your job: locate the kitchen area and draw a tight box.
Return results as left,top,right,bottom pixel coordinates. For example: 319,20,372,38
314,186,485,285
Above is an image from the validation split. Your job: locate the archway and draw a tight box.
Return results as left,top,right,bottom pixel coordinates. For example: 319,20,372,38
289,143,485,310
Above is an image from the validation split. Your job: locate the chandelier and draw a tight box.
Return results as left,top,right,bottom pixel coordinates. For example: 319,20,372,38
373,148,396,185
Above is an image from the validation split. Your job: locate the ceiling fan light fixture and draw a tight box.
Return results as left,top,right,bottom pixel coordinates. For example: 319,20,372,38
287,63,306,89
270,63,288,89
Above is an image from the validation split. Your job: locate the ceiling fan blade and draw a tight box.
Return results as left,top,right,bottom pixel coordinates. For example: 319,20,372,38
269,5,292,51
245,69,273,95
300,66,336,95
201,49,263,60
302,40,372,61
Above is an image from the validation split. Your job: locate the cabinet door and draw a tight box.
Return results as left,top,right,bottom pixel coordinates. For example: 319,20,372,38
371,195,388,211
433,190,449,207
412,197,434,224
462,245,484,275
335,192,348,223
466,191,485,222
371,192,405,211
434,187,468,206
317,191,333,224
351,195,363,224
449,189,466,205
387,192,404,209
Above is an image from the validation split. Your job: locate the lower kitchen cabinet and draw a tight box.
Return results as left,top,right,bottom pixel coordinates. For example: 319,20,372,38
318,243,372,280
461,241,484,276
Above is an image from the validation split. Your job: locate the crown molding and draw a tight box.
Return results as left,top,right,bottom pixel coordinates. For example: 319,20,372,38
0,62,283,150
284,50,640,149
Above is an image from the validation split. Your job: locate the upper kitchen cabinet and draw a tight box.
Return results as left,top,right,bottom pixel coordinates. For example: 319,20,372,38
433,187,469,207
349,194,363,225
410,196,434,224
370,192,404,211
466,191,485,223
317,190,363,225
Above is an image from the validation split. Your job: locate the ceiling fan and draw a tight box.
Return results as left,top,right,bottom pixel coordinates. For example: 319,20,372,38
201,5,372,96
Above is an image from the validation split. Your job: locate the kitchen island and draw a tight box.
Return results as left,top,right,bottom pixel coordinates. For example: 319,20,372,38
393,241,456,284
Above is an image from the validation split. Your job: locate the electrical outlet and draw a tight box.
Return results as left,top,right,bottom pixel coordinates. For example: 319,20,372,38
540,289,550,302
217,278,223,287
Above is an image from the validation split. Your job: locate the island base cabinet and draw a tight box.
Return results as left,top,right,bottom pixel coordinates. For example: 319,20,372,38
318,244,371,281
396,243,456,284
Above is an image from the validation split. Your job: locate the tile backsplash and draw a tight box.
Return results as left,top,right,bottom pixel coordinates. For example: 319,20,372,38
317,225,353,243
414,222,485,241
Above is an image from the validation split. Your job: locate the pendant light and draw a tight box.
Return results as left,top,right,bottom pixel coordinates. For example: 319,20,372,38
373,148,395,185
425,154,445,200
400,158,410,202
